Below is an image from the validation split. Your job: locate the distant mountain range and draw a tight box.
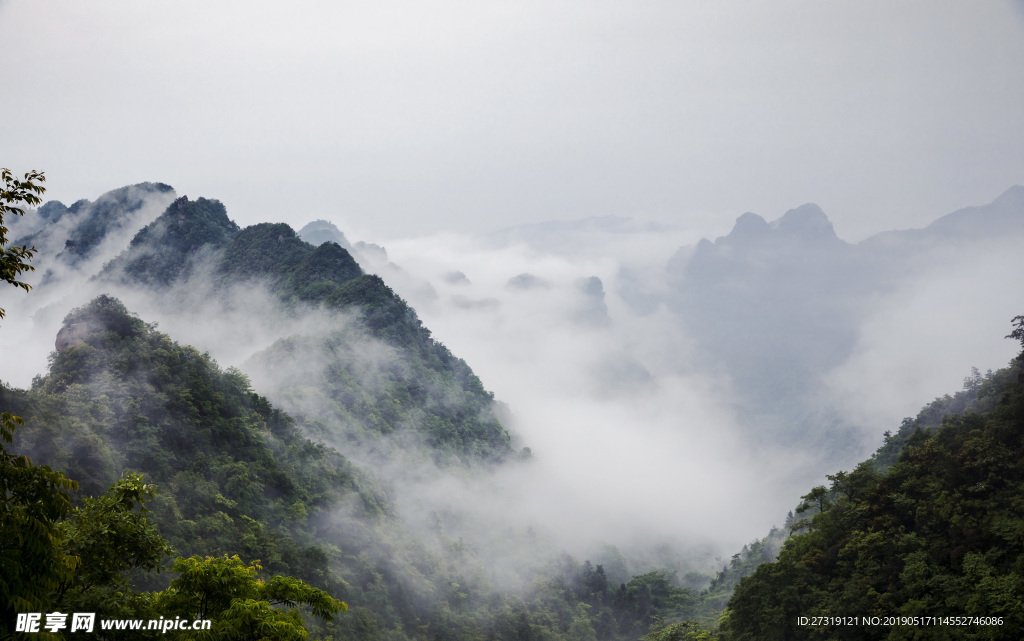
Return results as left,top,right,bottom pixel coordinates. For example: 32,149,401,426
662,185,1024,456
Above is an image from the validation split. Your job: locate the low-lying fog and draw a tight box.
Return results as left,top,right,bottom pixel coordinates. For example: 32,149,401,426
1,191,1021,578
376,208,1023,558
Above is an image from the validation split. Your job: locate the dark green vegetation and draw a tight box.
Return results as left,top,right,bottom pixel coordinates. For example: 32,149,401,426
5,296,367,557
3,173,343,639
3,296,728,640
103,195,512,464
111,195,237,287
718,319,1024,640
49,183,176,266
10,182,177,283
1,181,727,639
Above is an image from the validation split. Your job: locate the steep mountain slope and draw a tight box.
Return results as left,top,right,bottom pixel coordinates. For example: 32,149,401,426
2,297,370,570
9,182,176,283
2,295,512,639
1,295,728,641
720,324,1024,640
100,195,513,464
108,195,239,287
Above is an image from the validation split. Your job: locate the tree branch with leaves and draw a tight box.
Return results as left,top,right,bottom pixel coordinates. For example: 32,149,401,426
0,167,45,319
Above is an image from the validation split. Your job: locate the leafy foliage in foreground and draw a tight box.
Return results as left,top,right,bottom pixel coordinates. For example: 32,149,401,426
54,473,173,615
155,554,346,640
0,465,346,639
0,410,78,626
1,167,46,319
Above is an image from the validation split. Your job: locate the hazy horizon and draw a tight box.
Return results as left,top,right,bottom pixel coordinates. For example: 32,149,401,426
2,1,1023,243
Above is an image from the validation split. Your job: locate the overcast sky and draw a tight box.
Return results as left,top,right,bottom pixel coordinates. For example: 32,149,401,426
2,1,1023,241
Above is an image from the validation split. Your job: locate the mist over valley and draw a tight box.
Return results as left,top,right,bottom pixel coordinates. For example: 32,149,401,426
3,2,1024,636
2,178,1022,638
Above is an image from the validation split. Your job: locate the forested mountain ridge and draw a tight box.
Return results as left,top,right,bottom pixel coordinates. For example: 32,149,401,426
0,294,359,637
96,193,513,465
1,295,728,641
6,182,176,285
103,195,239,287
1,182,738,640
715,320,1024,640
2,296,373,564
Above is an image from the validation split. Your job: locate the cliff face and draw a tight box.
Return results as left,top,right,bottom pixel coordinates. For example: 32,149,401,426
54,321,98,351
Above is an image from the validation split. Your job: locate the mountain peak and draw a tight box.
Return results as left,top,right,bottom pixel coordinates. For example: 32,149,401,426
103,196,239,287
918,185,1024,238
730,212,770,240
992,184,1024,207
772,203,836,239
717,204,838,246
55,295,145,351
298,219,352,250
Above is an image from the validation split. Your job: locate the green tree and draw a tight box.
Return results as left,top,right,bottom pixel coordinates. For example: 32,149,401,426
0,167,45,319
0,167,77,635
723,318,1024,640
154,554,346,640
55,473,175,615
1007,315,1024,351
0,412,79,631
642,619,718,641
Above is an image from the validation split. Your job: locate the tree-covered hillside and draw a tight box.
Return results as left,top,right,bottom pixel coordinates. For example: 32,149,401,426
101,195,512,464
1,295,489,639
11,182,176,280
2,295,728,640
2,172,350,639
3,296,373,574
717,319,1024,640
7,183,729,640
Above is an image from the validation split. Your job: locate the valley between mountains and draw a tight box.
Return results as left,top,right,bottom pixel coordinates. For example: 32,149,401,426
2,181,1023,639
